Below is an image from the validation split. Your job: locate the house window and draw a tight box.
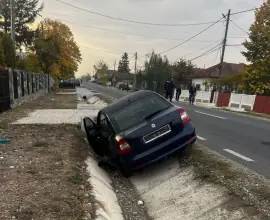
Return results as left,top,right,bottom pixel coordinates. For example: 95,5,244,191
196,84,201,91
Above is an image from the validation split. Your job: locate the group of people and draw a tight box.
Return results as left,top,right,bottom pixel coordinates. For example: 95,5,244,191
164,77,197,105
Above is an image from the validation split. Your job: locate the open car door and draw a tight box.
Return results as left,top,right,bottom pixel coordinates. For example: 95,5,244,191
83,117,105,156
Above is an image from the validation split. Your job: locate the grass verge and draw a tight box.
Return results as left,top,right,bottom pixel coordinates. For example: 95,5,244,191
178,144,270,219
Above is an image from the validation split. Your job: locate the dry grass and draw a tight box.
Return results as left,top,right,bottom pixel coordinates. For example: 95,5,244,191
178,144,270,219
0,90,96,220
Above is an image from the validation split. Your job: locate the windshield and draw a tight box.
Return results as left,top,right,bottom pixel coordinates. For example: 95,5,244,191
112,95,171,132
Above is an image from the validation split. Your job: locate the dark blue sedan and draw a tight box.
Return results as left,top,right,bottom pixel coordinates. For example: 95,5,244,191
83,90,196,177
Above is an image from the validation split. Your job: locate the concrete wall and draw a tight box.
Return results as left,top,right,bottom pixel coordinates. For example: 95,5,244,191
191,78,213,91
8,69,54,108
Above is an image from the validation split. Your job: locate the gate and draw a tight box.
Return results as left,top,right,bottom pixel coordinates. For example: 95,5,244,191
0,69,10,113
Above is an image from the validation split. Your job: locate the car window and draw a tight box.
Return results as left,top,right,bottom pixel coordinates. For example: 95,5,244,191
112,95,172,132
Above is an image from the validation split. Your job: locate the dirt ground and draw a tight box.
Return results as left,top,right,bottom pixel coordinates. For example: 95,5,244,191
0,91,96,220
0,91,77,126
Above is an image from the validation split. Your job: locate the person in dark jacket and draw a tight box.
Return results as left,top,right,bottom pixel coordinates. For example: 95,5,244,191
175,86,181,102
164,77,175,102
189,84,197,105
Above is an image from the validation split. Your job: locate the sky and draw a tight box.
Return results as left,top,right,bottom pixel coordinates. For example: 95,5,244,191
39,0,263,77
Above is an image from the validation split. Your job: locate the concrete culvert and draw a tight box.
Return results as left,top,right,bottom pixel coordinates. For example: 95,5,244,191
83,96,87,100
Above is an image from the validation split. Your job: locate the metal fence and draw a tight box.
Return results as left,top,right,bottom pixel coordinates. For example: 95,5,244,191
0,69,10,113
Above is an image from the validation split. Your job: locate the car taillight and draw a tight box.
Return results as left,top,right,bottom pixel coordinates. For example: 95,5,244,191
178,108,190,125
115,136,132,154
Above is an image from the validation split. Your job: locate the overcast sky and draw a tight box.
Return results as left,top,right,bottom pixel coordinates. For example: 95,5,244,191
39,0,262,77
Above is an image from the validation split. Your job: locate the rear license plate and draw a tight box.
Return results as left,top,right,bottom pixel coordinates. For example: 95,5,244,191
143,125,171,144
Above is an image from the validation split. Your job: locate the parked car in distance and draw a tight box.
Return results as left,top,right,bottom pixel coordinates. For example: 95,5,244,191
118,83,130,91
83,90,196,177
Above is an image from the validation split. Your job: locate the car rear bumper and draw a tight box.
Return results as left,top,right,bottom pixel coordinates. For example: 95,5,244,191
120,122,196,171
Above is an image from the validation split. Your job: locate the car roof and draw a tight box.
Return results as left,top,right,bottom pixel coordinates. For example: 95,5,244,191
103,90,157,115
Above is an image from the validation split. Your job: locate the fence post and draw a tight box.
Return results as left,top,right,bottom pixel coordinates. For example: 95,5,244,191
29,73,33,94
17,71,22,98
239,93,244,108
214,92,219,106
251,95,256,111
8,68,14,107
33,73,36,93
23,72,27,96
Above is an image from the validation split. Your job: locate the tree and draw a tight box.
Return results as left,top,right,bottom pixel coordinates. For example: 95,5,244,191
118,52,130,72
25,53,42,72
241,0,270,95
93,59,108,79
34,30,61,75
0,35,5,65
0,32,15,67
171,59,195,88
118,60,123,72
143,51,170,93
34,19,82,79
0,0,44,48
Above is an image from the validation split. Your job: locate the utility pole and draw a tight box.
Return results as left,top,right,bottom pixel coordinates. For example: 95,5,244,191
10,0,15,42
113,60,116,87
219,9,231,78
114,60,116,72
134,52,137,90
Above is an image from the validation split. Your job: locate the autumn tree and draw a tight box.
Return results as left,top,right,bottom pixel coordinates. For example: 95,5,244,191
34,19,82,79
242,0,270,95
25,53,42,72
0,0,44,48
118,52,130,72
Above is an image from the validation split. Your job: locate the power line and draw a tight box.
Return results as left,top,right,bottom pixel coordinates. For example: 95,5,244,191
230,5,270,16
79,44,133,56
55,0,223,27
183,39,223,58
230,8,256,15
52,18,219,43
189,47,222,61
230,19,249,35
158,17,224,55
227,44,243,46
171,39,222,63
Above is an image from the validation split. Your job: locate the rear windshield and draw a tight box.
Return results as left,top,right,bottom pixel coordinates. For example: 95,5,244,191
112,94,171,132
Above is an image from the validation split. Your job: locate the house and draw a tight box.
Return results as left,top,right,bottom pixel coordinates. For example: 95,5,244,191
189,62,245,91
95,69,134,86
96,69,115,79
110,72,134,86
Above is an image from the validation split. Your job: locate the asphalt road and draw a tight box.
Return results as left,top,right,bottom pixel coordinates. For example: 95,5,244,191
83,82,270,179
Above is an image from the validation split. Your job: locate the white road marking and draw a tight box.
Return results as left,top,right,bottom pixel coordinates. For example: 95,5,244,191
195,111,226,120
223,149,254,162
197,135,207,141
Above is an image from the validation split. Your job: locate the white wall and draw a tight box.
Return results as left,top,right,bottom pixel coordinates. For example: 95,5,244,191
191,78,212,91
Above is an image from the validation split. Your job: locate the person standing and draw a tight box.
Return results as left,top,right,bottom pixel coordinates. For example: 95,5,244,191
189,84,197,105
164,77,175,102
175,86,182,101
